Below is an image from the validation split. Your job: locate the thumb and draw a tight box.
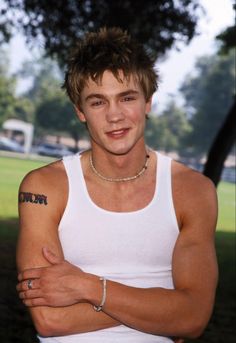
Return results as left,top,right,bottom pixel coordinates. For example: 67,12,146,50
42,247,62,265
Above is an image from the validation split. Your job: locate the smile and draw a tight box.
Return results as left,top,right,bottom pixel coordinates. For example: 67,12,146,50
106,128,129,138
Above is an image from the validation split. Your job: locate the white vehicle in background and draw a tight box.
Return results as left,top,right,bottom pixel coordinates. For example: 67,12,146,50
35,142,72,158
0,137,24,153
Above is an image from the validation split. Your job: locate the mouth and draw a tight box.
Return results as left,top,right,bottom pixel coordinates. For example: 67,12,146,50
106,128,130,138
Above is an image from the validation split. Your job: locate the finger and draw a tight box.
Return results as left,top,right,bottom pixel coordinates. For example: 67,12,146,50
18,268,42,281
16,282,25,292
16,278,40,292
23,297,48,307
19,289,43,300
42,247,62,265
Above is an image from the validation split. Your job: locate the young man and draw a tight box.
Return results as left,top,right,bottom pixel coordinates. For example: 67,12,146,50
16,28,218,342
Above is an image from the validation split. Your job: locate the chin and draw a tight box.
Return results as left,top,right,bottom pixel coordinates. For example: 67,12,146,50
101,144,130,156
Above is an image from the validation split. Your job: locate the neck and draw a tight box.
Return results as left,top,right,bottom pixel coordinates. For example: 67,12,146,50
89,146,149,182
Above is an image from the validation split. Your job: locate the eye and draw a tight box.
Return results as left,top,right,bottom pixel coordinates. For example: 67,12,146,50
122,96,136,102
91,100,105,107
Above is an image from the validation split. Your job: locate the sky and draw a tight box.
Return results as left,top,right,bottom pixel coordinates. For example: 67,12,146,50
8,0,235,111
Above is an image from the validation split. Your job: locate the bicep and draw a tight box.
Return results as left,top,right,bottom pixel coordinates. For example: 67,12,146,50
17,187,63,272
172,182,218,316
172,234,218,293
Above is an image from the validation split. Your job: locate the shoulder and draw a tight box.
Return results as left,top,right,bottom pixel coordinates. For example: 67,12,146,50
19,160,68,218
20,160,67,190
171,160,217,230
172,159,216,197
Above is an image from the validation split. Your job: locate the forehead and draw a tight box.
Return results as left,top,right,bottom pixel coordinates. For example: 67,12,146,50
82,70,142,96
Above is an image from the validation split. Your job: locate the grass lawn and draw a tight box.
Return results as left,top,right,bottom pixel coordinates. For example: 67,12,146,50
0,155,235,342
217,181,235,231
0,156,51,219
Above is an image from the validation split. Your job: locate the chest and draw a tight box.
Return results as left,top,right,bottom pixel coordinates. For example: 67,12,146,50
85,174,156,212
59,199,179,277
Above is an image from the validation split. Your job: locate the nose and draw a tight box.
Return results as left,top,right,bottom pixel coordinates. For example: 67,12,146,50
106,101,125,123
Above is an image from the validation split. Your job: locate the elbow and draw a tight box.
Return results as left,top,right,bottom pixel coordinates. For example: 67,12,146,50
35,321,54,338
179,291,216,339
182,312,211,339
31,308,61,337
185,322,206,339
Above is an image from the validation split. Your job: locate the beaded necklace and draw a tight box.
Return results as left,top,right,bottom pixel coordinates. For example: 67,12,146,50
89,153,150,182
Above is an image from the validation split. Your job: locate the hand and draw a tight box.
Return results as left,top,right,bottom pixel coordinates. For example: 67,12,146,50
17,247,88,307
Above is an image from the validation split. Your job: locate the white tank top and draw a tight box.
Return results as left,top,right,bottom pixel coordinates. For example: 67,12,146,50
38,152,179,343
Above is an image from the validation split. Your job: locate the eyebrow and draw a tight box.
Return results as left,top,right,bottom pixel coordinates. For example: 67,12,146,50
85,89,140,102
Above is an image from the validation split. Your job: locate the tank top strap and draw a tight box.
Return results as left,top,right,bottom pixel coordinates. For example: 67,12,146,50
62,153,83,197
156,152,172,204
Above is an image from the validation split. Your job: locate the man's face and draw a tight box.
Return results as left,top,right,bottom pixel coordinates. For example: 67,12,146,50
75,70,152,155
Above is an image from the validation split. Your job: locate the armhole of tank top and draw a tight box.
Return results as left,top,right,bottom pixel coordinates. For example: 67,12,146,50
157,152,179,233
167,157,180,233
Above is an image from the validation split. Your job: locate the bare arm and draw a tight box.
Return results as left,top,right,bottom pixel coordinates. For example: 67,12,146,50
16,163,119,337
17,165,218,339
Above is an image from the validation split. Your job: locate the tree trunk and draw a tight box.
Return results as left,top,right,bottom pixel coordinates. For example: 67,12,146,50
71,133,79,152
203,97,236,187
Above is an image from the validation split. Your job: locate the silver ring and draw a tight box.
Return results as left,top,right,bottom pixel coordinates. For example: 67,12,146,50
27,279,33,290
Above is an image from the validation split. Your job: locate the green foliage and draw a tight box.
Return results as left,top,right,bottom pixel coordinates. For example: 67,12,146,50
0,49,17,125
216,25,236,54
146,101,191,152
18,57,88,145
0,48,35,125
21,58,63,105
13,96,35,123
35,93,87,145
1,0,202,63
216,2,236,54
36,94,72,131
180,50,235,155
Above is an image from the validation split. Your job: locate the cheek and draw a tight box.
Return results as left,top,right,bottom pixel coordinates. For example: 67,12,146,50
131,107,146,122
85,117,102,136
125,104,143,118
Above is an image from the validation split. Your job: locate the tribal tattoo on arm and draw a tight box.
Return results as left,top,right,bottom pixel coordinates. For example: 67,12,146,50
19,192,48,205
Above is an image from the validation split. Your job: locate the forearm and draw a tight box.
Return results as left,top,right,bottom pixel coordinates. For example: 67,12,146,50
17,237,217,339
87,278,209,339
30,302,120,337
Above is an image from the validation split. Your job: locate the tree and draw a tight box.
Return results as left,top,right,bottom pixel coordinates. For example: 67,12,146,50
18,57,63,105
1,0,202,62
13,96,35,123
0,48,26,125
180,51,235,156
145,100,191,153
0,70,16,125
19,57,88,147
203,12,236,186
35,94,87,149
203,99,235,185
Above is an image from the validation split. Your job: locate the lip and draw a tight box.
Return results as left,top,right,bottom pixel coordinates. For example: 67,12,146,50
106,128,130,138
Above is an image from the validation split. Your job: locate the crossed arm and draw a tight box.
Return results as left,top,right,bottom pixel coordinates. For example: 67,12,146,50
16,165,218,339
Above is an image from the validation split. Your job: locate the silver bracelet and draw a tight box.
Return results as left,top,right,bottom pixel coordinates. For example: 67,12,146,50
93,277,107,312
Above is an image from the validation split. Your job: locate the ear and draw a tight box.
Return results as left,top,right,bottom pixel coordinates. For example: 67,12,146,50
74,105,86,123
145,96,152,115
